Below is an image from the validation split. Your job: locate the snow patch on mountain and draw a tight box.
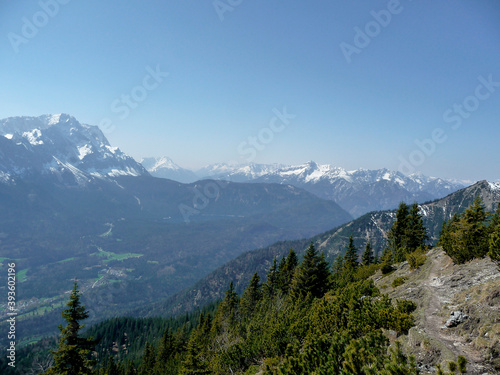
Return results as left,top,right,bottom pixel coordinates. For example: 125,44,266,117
0,171,12,183
48,114,62,125
23,129,44,145
78,144,92,160
489,181,500,191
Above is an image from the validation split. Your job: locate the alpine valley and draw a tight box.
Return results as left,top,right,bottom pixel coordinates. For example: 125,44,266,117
0,114,353,344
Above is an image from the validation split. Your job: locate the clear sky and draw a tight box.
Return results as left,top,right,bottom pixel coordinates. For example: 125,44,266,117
1,0,499,181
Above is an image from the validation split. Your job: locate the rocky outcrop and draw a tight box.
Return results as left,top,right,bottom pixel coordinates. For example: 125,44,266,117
443,311,468,328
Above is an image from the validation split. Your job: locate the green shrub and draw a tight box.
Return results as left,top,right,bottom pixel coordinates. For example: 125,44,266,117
355,264,379,281
381,263,394,275
406,248,427,270
392,277,406,287
396,300,417,314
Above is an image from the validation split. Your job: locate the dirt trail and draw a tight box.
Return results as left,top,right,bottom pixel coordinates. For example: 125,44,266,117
420,251,484,368
376,247,500,374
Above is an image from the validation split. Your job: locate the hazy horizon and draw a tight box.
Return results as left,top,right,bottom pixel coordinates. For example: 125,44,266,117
2,1,499,181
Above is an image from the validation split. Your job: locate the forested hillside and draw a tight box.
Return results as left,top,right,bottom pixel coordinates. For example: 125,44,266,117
149,181,500,317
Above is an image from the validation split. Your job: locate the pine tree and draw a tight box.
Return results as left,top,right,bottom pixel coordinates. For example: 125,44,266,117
488,203,500,262
125,361,138,375
489,220,500,262
406,203,428,251
439,196,490,263
361,242,374,266
380,247,394,275
387,202,410,262
240,273,262,318
45,281,96,375
105,356,119,375
212,282,239,335
344,235,358,269
139,342,156,375
490,203,500,228
290,243,331,300
263,257,279,300
179,314,212,375
277,249,298,295
153,329,180,375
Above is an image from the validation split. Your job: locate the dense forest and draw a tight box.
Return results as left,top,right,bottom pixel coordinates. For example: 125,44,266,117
4,198,499,374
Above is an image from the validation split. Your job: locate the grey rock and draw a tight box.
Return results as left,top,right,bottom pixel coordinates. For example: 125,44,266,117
444,311,469,328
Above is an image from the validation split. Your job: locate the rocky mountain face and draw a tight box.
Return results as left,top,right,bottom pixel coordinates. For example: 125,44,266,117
144,159,466,217
0,114,147,185
154,180,500,317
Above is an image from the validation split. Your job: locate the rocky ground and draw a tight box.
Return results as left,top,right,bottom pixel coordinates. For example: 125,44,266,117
373,247,500,374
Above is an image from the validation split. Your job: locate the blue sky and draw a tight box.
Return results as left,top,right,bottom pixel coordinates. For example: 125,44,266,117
1,0,499,181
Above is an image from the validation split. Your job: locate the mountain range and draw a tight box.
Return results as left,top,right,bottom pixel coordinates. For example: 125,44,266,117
142,158,467,217
0,114,352,344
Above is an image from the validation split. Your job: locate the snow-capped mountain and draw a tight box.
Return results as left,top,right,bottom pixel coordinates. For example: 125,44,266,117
140,156,198,183
196,161,467,217
197,162,288,182
0,114,147,184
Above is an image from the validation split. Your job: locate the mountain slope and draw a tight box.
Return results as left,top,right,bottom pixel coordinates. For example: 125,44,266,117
155,180,499,317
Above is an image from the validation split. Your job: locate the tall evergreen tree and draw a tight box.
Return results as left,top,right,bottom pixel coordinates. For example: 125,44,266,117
387,202,410,262
45,282,96,375
490,203,500,228
105,356,119,375
489,208,500,262
139,342,156,375
344,235,358,269
179,314,212,375
440,196,490,263
406,203,428,251
240,273,262,318
154,329,180,375
212,282,239,334
277,249,298,295
361,242,374,266
262,257,279,300
290,243,331,300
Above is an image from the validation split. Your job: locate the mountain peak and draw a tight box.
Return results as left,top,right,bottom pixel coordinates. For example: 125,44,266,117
139,156,197,183
0,114,147,184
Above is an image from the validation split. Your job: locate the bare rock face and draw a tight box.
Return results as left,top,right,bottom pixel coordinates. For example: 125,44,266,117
443,311,469,328
373,247,500,374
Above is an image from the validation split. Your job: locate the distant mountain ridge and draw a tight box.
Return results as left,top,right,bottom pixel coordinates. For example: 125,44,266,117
139,156,198,183
142,158,467,217
149,179,500,317
0,114,147,185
